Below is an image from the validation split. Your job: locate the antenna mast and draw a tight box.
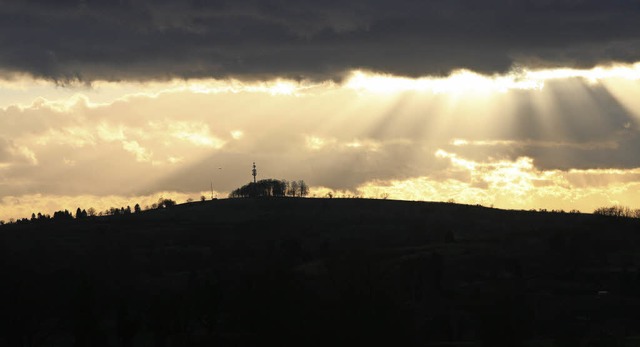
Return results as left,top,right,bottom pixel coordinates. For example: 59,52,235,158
252,162,257,183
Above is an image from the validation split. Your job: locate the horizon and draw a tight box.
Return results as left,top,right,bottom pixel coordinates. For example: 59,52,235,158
2,1,640,221
2,183,638,223
3,193,633,225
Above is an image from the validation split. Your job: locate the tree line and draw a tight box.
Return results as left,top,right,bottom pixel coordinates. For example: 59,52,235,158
229,179,309,198
0,197,177,226
594,205,640,218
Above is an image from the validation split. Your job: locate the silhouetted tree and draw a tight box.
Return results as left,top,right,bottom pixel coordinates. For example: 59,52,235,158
229,179,291,198
594,205,637,218
76,207,86,219
156,198,176,208
271,179,288,197
134,204,141,213
288,180,299,197
228,178,312,198
87,207,96,217
53,209,73,220
298,180,309,197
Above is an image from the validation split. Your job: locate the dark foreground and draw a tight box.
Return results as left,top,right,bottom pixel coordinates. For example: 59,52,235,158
2,198,640,346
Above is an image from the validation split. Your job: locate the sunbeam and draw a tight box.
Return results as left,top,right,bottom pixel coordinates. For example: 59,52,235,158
2,63,640,220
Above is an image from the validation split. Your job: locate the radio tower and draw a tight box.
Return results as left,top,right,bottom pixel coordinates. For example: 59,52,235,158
252,162,257,183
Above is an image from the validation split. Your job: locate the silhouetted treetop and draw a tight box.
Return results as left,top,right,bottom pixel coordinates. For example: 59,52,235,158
53,210,73,221
594,205,640,218
229,179,309,198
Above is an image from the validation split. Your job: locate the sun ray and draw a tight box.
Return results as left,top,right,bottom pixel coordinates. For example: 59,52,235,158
4,62,640,220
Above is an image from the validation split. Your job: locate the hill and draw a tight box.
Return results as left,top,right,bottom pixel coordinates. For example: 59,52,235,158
2,198,640,346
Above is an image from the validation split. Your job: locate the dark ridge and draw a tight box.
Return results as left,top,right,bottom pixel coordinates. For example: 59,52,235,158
1,198,639,346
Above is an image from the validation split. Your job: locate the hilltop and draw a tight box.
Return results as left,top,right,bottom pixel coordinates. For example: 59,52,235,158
2,198,640,346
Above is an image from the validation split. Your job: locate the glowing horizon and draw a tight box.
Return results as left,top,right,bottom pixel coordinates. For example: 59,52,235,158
2,62,640,221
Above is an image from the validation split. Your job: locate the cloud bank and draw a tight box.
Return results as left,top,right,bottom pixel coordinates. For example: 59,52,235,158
2,0,640,81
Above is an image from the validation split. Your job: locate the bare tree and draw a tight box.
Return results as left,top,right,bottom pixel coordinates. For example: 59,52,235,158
298,180,309,197
594,205,637,218
289,181,299,197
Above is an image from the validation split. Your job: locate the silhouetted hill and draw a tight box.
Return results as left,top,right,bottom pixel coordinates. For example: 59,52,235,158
2,198,640,346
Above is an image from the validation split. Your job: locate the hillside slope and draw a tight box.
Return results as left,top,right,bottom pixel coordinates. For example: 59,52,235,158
2,198,640,346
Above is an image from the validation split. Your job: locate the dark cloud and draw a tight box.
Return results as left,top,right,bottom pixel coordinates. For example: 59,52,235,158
1,0,640,81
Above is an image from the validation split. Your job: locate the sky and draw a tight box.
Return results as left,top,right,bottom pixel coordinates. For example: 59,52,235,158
2,0,640,220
